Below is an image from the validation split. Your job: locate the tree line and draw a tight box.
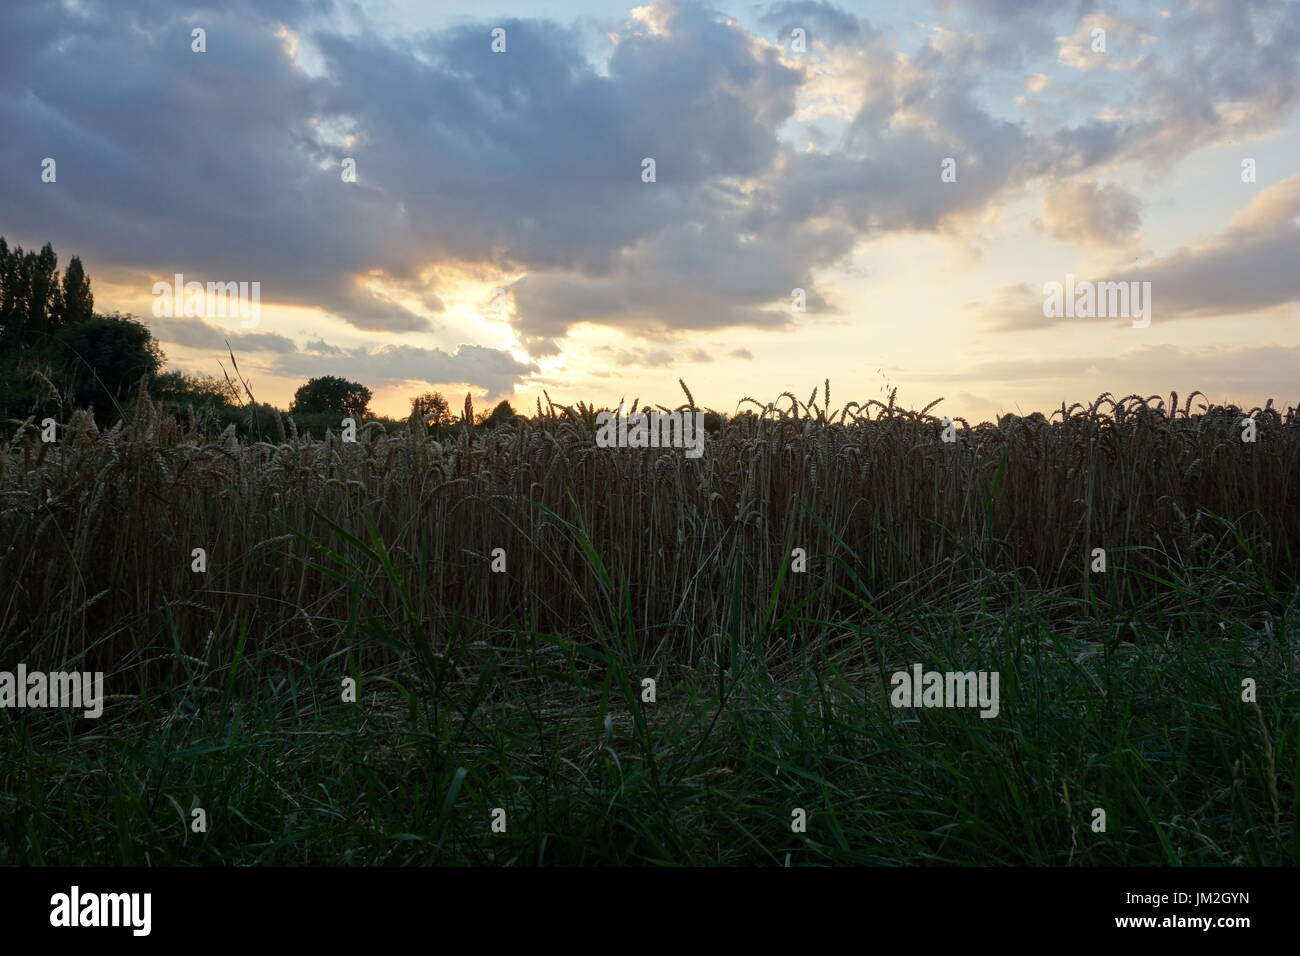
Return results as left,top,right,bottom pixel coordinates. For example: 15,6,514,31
0,236,517,435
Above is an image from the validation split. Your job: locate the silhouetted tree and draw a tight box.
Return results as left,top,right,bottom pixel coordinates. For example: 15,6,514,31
61,256,94,325
290,375,372,418
410,390,452,426
0,239,34,348
0,238,95,349
0,238,14,341
484,399,519,427
31,243,64,337
0,238,173,426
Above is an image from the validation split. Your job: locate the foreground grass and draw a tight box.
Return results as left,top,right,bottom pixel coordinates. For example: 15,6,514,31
3,590,1296,866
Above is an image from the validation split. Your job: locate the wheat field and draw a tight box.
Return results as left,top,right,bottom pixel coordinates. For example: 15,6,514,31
4,384,1297,683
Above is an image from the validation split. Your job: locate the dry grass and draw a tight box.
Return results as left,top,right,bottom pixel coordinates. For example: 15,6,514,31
3,385,1298,679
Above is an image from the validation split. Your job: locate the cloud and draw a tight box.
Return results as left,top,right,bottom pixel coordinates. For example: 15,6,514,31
2,0,839,351
302,338,344,356
1048,2,1300,168
0,0,1077,355
3,0,1298,362
267,342,537,394
146,315,298,353
916,24,1026,74
1055,12,1154,73
0,0,435,332
1039,179,1142,249
1101,175,1300,319
981,176,1300,330
758,1,865,47
596,345,676,368
145,313,534,393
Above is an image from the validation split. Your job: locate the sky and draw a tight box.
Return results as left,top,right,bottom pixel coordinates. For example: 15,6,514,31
2,0,1298,421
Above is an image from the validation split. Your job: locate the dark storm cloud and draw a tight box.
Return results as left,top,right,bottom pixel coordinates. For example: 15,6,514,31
0,0,433,331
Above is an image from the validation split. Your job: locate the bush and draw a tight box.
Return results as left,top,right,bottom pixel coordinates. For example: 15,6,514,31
45,313,165,425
